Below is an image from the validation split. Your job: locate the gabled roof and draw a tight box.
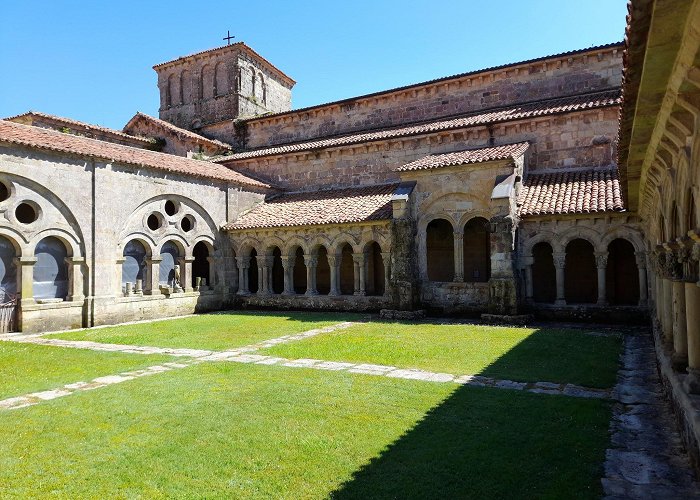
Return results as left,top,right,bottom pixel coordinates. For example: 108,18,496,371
0,120,272,189
4,110,155,146
123,112,233,151
219,90,620,162
224,184,397,230
517,167,624,217
396,142,529,172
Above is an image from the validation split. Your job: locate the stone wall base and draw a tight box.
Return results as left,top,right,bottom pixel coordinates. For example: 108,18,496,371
380,309,426,320
480,313,533,326
652,319,700,474
236,294,390,312
530,304,649,324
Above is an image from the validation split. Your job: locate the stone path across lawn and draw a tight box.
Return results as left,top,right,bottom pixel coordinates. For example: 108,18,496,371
602,329,700,499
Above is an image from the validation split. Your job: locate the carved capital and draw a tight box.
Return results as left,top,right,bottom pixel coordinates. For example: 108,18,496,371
327,255,338,267
235,256,250,269
552,252,566,269
304,255,318,267
352,253,366,265
634,251,647,269
594,251,608,269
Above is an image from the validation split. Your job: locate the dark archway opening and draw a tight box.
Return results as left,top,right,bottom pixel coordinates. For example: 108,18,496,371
293,247,307,294
606,238,639,305
271,247,284,294
248,249,258,294
463,217,490,282
532,242,556,303
316,247,331,295
192,242,210,288
564,239,597,304
427,219,454,282
339,244,354,295
366,242,385,296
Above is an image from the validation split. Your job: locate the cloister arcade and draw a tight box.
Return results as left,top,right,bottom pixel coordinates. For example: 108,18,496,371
519,225,648,307
424,216,491,283
232,235,391,299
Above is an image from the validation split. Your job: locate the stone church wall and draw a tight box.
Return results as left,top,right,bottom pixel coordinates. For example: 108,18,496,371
224,107,619,192
225,46,621,149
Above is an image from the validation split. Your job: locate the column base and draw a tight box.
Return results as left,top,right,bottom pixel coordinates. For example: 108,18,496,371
596,299,608,306
671,352,689,373
354,291,366,297
685,368,700,395
305,291,319,296
328,291,340,297
281,291,295,296
237,290,251,296
554,299,566,306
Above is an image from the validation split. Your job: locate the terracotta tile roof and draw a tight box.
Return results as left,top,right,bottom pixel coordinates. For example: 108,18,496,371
243,42,623,123
396,142,529,172
0,120,272,189
222,90,620,161
123,112,233,151
518,167,625,217
4,110,155,146
224,184,397,230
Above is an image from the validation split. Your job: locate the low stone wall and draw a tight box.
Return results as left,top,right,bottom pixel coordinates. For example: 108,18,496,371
236,293,390,312
20,301,85,333
652,320,700,473
419,282,489,315
529,304,649,324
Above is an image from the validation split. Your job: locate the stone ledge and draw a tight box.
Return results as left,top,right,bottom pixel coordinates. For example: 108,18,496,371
480,313,533,326
380,309,426,320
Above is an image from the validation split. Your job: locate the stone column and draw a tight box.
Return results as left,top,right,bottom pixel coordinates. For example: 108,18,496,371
281,255,294,295
453,231,464,282
259,256,272,295
381,251,391,297
304,255,318,296
353,253,366,296
236,256,250,295
352,254,360,294
65,256,85,302
672,279,688,370
553,252,566,306
182,257,195,293
144,257,162,295
594,251,608,306
16,256,37,305
116,257,126,295
685,240,700,392
327,255,340,296
522,256,534,303
206,256,218,290
662,277,674,347
635,251,648,306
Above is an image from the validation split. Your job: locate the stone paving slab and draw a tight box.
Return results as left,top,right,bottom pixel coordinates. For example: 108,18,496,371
601,329,700,499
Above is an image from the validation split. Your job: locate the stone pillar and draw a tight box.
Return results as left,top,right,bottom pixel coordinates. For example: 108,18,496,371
635,251,648,306
144,257,162,295
206,256,218,290
65,256,85,302
453,231,464,282
281,255,294,295
16,256,37,306
182,257,195,293
672,279,688,370
553,252,566,305
259,256,273,295
381,251,391,297
236,256,250,295
686,240,700,393
522,256,534,303
352,254,361,294
594,251,608,306
327,255,340,296
662,278,674,347
353,253,366,296
115,257,126,295
304,255,318,296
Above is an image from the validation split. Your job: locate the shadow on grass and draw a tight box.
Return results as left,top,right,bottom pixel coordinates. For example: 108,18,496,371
329,326,618,499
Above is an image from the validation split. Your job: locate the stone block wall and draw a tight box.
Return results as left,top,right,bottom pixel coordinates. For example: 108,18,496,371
228,45,621,149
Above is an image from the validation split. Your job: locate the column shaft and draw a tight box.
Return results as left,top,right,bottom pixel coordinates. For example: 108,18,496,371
672,280,688,369
553,253,566,305
662,278,674,347
453,233,464,282
685,283,700,393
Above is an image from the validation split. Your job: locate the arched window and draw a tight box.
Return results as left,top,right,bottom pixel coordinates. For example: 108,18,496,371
181,70,192,105
192,242,210,288
339,244,354,295
166,74,176,107
426,219,454,282
271,247,284,294
365,242,385,296
532,242,556,303
251,68,256,98
463,217,490,282
564,239,597,304
0,236,17,302
316,246,331,295
122,240,147,292
248,249,258,294
259,72,266,104
606,238,639,305
293,247,307,294
159,241,179,287
34,237,68,300
687,189,696,234
214,62,227,97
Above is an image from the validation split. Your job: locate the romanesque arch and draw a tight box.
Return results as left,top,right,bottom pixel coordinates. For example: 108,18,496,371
532,241,556,303
463,216,490,282
426,218,454,282
606,238,640,305
564,238,597,304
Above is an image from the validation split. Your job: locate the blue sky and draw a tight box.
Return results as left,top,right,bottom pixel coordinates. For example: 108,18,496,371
0,1,628,130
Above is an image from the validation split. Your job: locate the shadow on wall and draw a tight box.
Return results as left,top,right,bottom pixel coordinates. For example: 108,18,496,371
329,327,616,499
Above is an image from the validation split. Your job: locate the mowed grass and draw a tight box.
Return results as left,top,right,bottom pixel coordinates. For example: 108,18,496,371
260,322,621,388
47,311,362,351
0,342,173,400
0,362,611,499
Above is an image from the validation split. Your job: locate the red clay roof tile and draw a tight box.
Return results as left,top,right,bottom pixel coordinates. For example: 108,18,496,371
396,142,529,172
518,167,624,216
224,184,397,230
0,120,271,189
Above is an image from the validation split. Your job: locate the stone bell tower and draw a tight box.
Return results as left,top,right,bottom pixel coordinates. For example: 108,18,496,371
153,42,295,131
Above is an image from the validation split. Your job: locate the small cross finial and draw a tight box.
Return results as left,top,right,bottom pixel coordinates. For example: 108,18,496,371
223,30,235,45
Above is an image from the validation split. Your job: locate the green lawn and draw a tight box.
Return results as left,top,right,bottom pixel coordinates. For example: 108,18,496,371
0,342,173,400
260,322,621,388
47,311,362,351
0,362,611,499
